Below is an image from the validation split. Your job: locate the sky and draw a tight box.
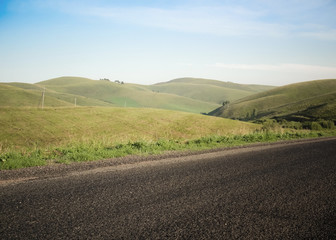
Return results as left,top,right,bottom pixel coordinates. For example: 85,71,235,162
0,0,336,86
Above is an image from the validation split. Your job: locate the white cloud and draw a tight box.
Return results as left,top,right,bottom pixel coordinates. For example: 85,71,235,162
79,5,290,37
11,0,336,39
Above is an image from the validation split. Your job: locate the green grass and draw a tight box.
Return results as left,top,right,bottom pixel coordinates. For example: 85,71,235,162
209,79,336,121
2,76,275,114
164,78,274,92
0,106,263,169
0,84,73,107
1,82,115,107
35,77,220,113
2,77,334,170
1,106,335,170
1,128,334,170
147,77,274,104
2,77,221,113
0,106,258,149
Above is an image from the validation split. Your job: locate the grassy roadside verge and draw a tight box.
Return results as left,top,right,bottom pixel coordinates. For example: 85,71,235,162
1,130,335,170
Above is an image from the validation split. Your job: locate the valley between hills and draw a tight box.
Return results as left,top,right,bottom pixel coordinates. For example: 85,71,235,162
1,76,335,169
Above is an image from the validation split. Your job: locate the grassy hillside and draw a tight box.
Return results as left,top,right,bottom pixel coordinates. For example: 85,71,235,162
147,77,274,104
209,79,336,121
163,78,274,92
37,77,220,113
2,76,274,113
2,106,335,170
0,83,73,107
1,82,115,107
0,107,259,150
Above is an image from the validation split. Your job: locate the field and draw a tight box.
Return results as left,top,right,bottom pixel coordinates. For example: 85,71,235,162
1,106,334,170
0,107,263,169
147,77,274,104
1,78,335,170
0,107,259,148
0,76,274,114
209,79,336,122
0,82,114,107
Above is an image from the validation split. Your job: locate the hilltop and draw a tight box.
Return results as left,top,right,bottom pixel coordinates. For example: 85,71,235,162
1,76,273,114
0,81,114,108
208,79,336,122
36,77,220,113
147,77,274,104
0,83,74,107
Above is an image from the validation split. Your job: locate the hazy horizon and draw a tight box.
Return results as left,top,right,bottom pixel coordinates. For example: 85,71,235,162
3,75,336,88
1,0,336,86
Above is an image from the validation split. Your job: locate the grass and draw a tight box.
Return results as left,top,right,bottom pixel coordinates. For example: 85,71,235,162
210,79,336,121
148,77,274,104
1,77,221,113
1,106,335,170
164,78,274,92
149,82,259,104
1,97,335,170
0,82,114,107
1,128,334,170
36,77,220,113
0,107,257,149
0,106,261,170
0,84,73,107
2,76,275,114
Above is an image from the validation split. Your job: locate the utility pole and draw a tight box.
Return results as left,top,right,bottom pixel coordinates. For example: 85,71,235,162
41,87,45,109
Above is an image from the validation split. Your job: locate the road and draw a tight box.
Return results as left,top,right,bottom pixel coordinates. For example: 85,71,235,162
1,138,336,239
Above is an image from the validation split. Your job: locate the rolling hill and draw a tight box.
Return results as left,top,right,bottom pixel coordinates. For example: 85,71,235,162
0,107,259,149
208,79,336,122
147,77,274,104
36,77,220,113
1,82,115,107
1,76,273,114
0,83,74,107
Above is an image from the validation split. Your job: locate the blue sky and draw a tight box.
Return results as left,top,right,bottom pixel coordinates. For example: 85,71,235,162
1,0,336,85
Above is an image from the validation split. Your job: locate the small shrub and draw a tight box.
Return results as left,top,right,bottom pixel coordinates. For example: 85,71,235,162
320,120,335,129
129,141,147,150
261,119,278,131
328,121,335,129
311,122,322,131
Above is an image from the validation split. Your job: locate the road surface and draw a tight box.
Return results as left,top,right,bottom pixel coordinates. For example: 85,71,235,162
1,138,336,239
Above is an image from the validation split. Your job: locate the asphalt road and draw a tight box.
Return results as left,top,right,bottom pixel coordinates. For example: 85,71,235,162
1,138,336,239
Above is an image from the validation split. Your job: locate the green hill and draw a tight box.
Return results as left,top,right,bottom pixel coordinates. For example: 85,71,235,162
0,107,259,149
147,77,274,104
0,106,263,169
1,76,273,113
36,77,220,113
2,82,114,107
209,79,336,122
0,83,73,107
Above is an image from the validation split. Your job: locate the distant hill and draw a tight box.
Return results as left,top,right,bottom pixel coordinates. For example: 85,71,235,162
147,77,274,104
1,81,114,107
35,77,220,113
0,83,73,107
1,76,273,114
208,79,336,122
